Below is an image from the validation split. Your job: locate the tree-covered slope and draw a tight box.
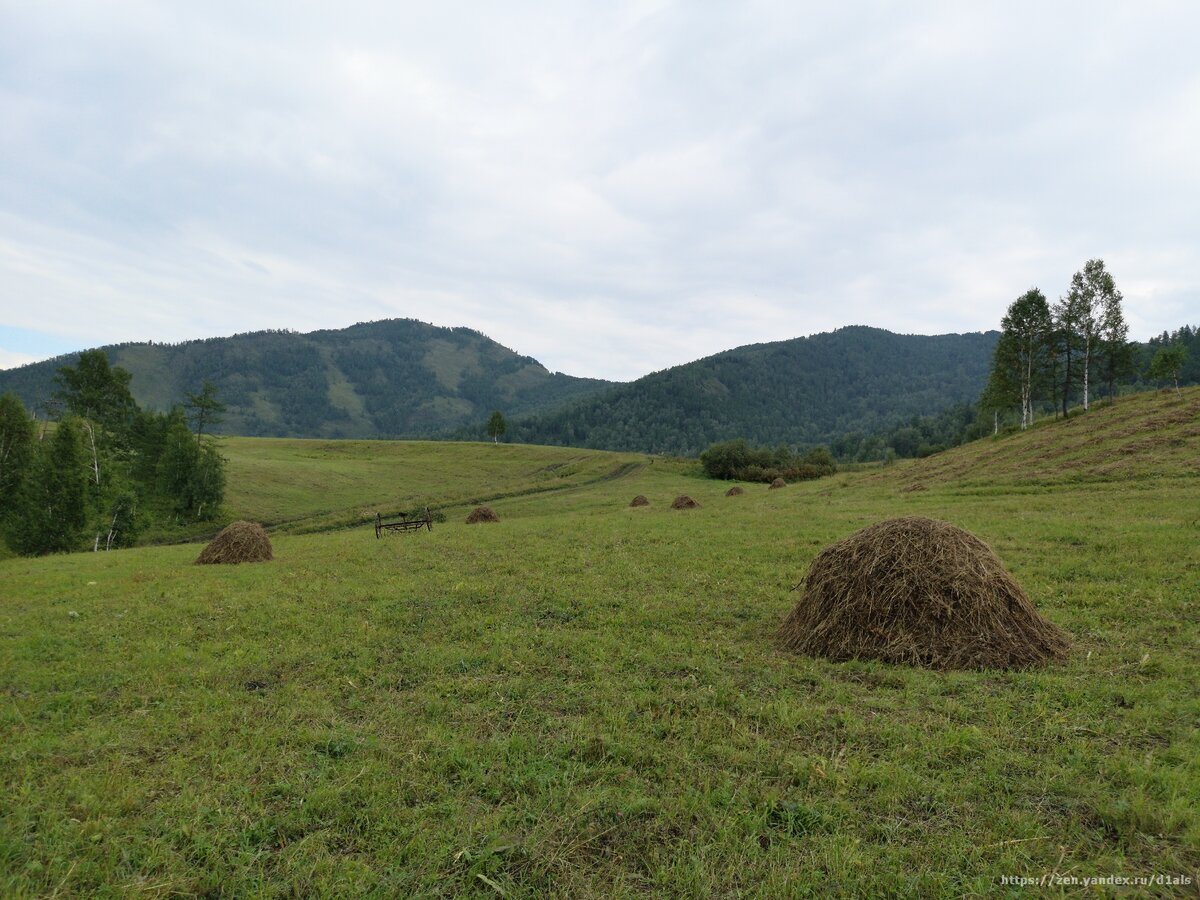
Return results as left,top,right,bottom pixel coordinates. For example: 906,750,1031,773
504,326,1000,454
0,319,612,438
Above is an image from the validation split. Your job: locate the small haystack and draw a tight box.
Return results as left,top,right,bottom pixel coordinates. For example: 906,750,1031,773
630,495,650,507
466,506,500,524
196,521,273,565
779,516,1069,670
769,477,787,489
725,486,745,496
671,495,700,509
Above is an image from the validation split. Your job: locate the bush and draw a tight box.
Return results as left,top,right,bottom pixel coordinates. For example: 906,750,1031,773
700,440,837,484
699,439,754,480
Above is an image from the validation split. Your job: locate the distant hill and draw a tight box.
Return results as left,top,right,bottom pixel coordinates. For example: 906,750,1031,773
1,322,1009,450
0,319,613,438
501,326,1001,454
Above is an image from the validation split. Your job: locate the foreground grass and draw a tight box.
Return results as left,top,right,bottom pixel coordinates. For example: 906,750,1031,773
2,418,1199,895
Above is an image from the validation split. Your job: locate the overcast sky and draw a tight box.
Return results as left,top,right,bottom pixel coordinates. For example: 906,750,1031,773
2,2,1198,380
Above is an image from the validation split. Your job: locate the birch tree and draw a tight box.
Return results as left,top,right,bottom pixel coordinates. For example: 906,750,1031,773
991,289,1053,429
52,350,137,490
1148,344,1187,392
1063,259,1123,411
486,410,507,443
1098,293,1134,401
1052,294,1082,418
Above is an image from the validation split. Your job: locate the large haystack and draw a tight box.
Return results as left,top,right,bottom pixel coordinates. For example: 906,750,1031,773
769,477,787,490
671,495,700,509
629,495,650,507
725,486,745,496
196,521,273,565
779,516,1069,670
466,506,500,524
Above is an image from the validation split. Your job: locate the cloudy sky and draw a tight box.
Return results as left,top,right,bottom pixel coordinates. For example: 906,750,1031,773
2,2,1198,380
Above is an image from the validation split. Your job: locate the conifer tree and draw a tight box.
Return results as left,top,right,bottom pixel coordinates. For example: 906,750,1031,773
184,381,225,444
7,418,89,554
0,392,35,523
156,417,224,520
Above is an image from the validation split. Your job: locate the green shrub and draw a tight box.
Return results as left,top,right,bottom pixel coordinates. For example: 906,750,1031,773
701,440,837,483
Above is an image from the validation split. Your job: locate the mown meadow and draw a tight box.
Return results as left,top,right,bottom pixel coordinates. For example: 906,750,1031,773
1,390,1198,896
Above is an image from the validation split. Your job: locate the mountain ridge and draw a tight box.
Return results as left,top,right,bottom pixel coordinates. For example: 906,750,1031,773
500,325,1001,454
0,319,1002,450
0,319,613,438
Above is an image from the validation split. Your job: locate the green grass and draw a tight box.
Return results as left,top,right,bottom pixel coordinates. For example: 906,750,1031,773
2,392,1199,896
180,439,649,538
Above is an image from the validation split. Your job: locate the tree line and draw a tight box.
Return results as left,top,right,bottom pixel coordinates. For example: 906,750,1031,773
690,261,1194,468
0,351,226,556
981,259,1191,430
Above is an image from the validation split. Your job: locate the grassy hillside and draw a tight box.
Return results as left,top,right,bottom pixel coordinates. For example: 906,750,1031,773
885,387,1200,489
0,319,612,438
1,394,1198,895
220,439,648,534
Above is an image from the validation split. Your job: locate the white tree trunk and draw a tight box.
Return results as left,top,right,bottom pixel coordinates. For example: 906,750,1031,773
1022,343,1032,429
1082,333,1091,410
105,509,119,550
83,420,101,485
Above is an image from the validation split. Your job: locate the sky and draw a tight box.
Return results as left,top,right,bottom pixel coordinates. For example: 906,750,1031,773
2,2,1198,381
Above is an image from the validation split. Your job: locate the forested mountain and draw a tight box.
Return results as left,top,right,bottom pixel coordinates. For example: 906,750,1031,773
495,327,1001,455
0,320,613,438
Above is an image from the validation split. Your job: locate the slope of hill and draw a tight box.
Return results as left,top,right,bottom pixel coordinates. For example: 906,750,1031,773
219,438,646,535
0,319,613,438
504,326,1000,454
883,387,1200,490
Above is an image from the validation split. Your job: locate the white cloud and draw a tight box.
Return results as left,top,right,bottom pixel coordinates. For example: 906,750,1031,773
0,349,41,371
1,2,1198,381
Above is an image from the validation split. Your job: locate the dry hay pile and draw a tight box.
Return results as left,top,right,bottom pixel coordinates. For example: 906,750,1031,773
196,521,273,565
629,495,650,507
769,477,787,489
466,506,500,524
671,495,700,509
778,516,1069,670
725,486,745,496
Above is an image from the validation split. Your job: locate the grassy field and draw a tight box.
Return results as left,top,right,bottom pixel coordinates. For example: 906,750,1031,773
1,390,1198,896
217,439,648,535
